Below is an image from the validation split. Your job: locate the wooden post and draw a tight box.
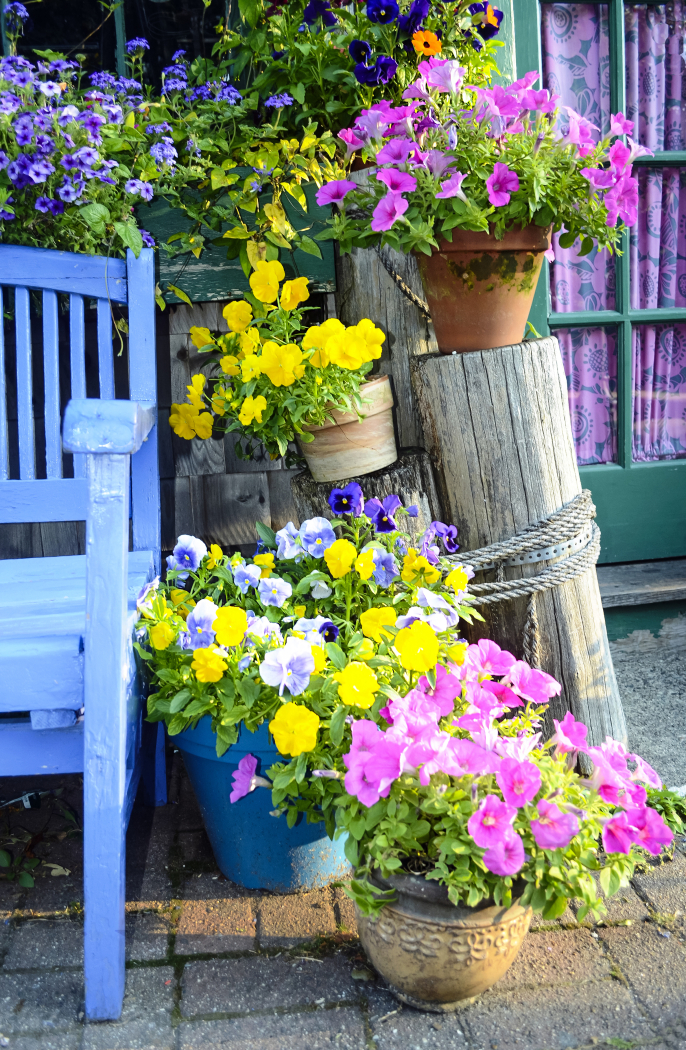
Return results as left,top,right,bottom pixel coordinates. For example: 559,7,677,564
412,337,627,748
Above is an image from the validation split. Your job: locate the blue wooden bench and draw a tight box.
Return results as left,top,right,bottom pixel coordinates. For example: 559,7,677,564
0,245,166,1020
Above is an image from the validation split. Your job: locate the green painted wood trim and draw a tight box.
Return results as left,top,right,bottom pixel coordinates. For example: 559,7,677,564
604,600,686,642
114,2,127,78
634,152,686,166
549,308,686,324
0,0,8,57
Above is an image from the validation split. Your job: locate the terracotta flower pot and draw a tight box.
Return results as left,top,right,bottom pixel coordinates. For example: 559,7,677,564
297,375,397,484
415,225,552,354
356,871,532,1011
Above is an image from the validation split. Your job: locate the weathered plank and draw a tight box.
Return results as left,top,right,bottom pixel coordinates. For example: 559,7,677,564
412,338,626,748
268,468,303,532
169,472,271,549
597,559,686,607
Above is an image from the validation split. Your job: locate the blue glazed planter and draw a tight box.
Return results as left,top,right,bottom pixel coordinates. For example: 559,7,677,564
175,717,351,892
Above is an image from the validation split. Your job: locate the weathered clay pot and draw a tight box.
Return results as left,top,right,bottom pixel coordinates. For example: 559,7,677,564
297,375,397,483
415,225,552,354
356,871,532,1011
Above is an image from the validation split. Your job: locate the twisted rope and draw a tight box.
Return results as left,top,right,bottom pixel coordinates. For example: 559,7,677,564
374,246,433,323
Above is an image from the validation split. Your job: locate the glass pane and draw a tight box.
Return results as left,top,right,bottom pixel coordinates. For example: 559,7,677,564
555,326,618,464
631,167,686,308
625,5,686,152
633,323,686,460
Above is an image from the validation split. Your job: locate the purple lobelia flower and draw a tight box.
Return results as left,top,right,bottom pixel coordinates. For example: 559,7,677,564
258,576,293,608
230,754,271,803
166,534,208,579
299,516,336,557
365,494,402,532
126,37,149,52
150,136,177,168
186,598,219,649
328,483,364,517
259,637,315,696
234,563,262,593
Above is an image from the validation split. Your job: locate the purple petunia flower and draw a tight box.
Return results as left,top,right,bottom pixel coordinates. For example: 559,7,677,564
299,516,336,557
125,177,153,200
186,598,218,650
0,92,22,114
166,534,208,578
126,37,149,53
315,179,357,207
13,113,33,145
376,168,417,194
259,637,315,696
258,576,293,608
34,134,55,154
230,754,272,803
365,494,402,532
486,162,519,207
47,198,64,215
371,191,408,232
328,483,364,516
34,195,51,212
38,81,61,97
0,195,14,220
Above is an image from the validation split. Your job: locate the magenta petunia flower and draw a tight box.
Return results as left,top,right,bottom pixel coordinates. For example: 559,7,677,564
496,757,542,807
486,162,519,207
551,711,588,754
506,661,561,704
602,811,634,854
467,793,517,848
375,137,413,165
530,798,579,849
624,806,673,856
417,663,462,716
585,757,626,806
230,754,271,803
483,828,525,876
465,638,516,677
610,111,634,137
315,179,357,207
424,59,465,95
604,174,638,228
436,171,468,200
376,168,417,193
344,737,404,806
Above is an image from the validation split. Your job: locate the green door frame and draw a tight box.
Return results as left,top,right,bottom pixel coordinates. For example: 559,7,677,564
512,0,686,564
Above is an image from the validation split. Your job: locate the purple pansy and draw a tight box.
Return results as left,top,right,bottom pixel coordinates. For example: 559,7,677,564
186,598,218,650
328,482,364,516
259,637,315,696
372,548,399,587
299,517,336,557
258,576,293,608
365,494,402,532
234,563,262,593
166,534,208,578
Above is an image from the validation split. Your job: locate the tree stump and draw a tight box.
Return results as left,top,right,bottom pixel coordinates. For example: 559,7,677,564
290,448,443,546
412,337,627,748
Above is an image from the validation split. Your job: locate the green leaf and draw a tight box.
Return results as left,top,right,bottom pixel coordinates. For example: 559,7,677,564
17,872,35,888
286,806,298,828
239,242,251,279
255,521,277,548
541,895,568,921
325,642,346,670
169,688,192,714
329,704,348,747
0,849,10,867
298,235,322,259
578,235,595,257
344,832,358,866
558,231,576,249
238,0,260,26
599,865,622,898
166,284,192,307
236,677,261,708
113,221,143,258
292,81,306,104
294,751,308,784
80,202,111,228
133,641,152,661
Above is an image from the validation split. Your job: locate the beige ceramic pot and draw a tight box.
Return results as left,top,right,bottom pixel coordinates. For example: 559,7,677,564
356,871,532,1011
297,375,397,484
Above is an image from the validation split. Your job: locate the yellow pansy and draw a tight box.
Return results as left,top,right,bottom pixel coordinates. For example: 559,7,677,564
294,604,306,617
220,355,240,377
239,328,261,356
311,644,327,673
169,402,199,440
207,543,224,569
353,318,385,361
222,300,253,332
355,549,376,581
189,326,214,349
186,374,206,410
446,641,468,666
213,606,248,647
269,702,320,757
302,319,345,367
149,620,176,650
260,341,305,387
445,566,471,594
239,395,267,426
253,552,275,577
211,390,227,416
280,276,310,311
192,647,227,683
401,548,441,584
354,637,376,661
395,620,439,673
360,606,397,643
241,354,263,382
193,411,214,440
249,259,285,304
335,662,378,708
323,538,357,579
326,331,366,371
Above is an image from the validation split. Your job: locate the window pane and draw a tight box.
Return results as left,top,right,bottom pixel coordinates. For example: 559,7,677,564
555,326,618,464
625,5,686,152
633,323,686,460
631,167,686,308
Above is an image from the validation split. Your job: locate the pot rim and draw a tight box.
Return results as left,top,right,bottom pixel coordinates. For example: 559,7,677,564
370,867,527,912
302,374,394,433
418,222,552,256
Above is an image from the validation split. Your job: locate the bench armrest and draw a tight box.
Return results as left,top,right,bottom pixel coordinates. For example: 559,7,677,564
62,398,155,455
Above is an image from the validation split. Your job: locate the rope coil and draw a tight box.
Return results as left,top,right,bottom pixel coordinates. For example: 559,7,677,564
375,246,433,323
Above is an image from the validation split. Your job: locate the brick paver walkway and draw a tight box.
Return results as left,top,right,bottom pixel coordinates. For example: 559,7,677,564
1,751,685,1050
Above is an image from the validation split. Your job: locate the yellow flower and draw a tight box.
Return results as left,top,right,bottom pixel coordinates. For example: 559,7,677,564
395,620,439,673
446,641,468,666
260,341,305,387
241,354,262,382
413,29,442,55
360,606,397,643
239,328,261,356
355,549,376,581
335,662,378,708
192,647,227,683
170,588,190,607
207,543,224,569
302,319,345,368
213,606,248,647
254,552,275,577
169,402,199,440
193,411,214,440
352,318,385,361
354,638,376,661
269,702,320,757
401,548,441,584
220,355,240,377
149,620,175,650
186,373,206,410
323,538,357,579
249,259,285,304
445,566,471,594
211,390,227,416
223,300,253,332
326,331,366,371
294,604,306,617
280,276,310,311
311,644,327,673
189,326,214,349
239,395,267,426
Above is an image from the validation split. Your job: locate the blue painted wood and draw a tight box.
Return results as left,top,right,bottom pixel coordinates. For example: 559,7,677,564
70,294,86,480
63,399,154,455
0,635,83,711
0,287,6,480
0,718,84,775
0,245,127,301
0,478,89,522
15,286,34,480
43,290,62,480
97,299,115,400
141,722,167,807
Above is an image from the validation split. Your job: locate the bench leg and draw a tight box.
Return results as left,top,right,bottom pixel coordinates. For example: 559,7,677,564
141,721,167,807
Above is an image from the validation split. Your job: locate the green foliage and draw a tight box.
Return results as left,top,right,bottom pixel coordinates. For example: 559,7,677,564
646,786,686,835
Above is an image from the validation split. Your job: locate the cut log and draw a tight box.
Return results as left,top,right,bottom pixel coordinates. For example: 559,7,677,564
412,337,627,748
291,448,443,546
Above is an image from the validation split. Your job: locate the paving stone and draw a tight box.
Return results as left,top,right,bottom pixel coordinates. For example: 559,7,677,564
332,887,358,938
368,987,470,1049
82,967,175,1050
582,880,651,925
2,1030,83,1050
495,928,611,991
0,970,83,1033
599,924,686,1026
125,805,178,907
1,919,83,970
256,890,338,947
125,911,172,962
180,953,362,1017
527,904,576,932
178,873,259,902
631,853,686,923
176,830,217,869
457,979,655,1050
177,1007,368,1049
176,897,256,954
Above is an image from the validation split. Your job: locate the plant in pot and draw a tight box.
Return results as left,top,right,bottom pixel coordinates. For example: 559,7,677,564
134,484,480,889
317,64,645,351
168,264,397,479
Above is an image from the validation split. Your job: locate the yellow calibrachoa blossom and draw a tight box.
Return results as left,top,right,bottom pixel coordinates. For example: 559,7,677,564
253,552,275,577
269,702,320,757
335,662,378,708
241,354,262,383
213,606,248,647
186,374,206,410
249,259,285,303
323,538,357,578
219,355,240,377
239,395,267,426
280,276,310,311
169,403,213,441
207,543,224,569
401,548,441,584
445,566,471,594
260,341,305,387
395,620,439,673
360,606,397,643
149,620,175,650
189,326,214,349
192,647,227,683
310,644,327,673
222,300,253,332
355,549,376,580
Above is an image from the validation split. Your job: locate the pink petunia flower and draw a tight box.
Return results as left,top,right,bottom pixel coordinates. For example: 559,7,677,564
343,719,384,768
505,661,561,704
563,108,598,157
581,166,618,191
510,70,540,93
230,754,271,803
520,88,559,114
375,137,414,165
483,828,525,876
315,179,358,207
344,738,405,806
624,807,673,855
602,811,634,854
629,754,662,789
436,171,468,201
467,794,517,848
465,638,516,677
605,174,639,227
424,60,465,95
551,711,588,754
496,757,542,807
530,798,579,849
416,663,463,716
585,757,626,806
610,111,634,137
608,139,631,173
371,191,409,232
376,168,417,193
485,160,518,203
338,127,366,158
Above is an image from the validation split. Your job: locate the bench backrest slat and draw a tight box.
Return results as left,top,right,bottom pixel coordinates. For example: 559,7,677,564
43,290,61,481
0,287,6,481
15,286,35,481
